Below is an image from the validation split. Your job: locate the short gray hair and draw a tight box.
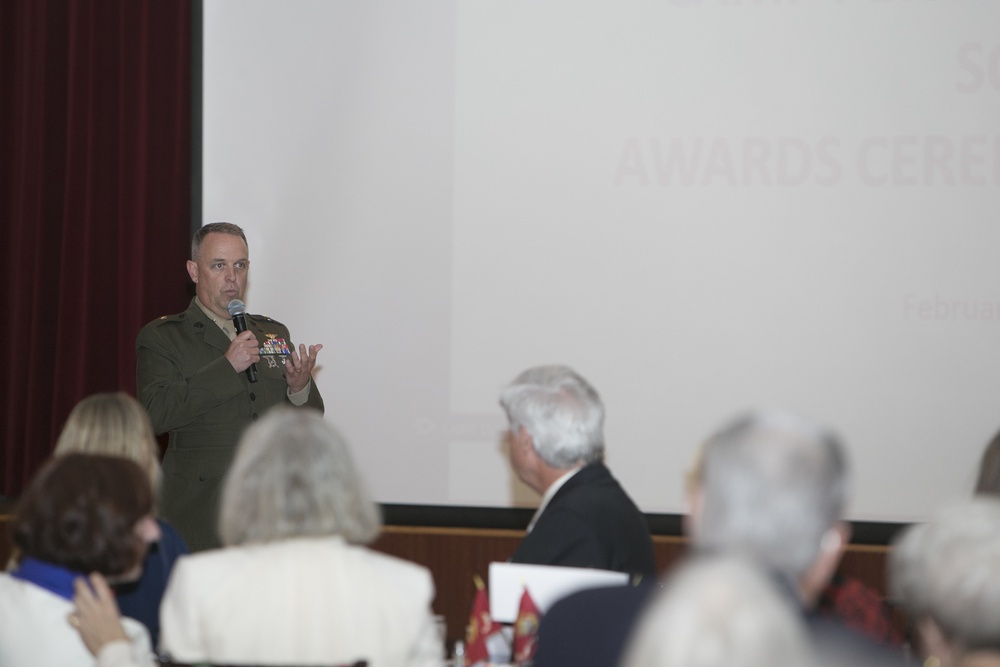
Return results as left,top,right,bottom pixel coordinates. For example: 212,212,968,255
692,410,849,578
621,554,813,667
499,364,604,468
891,498,1000,652
219,408,381,546
192,222,247,260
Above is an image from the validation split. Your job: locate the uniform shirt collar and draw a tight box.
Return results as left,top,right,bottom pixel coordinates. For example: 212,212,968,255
195,298,236,340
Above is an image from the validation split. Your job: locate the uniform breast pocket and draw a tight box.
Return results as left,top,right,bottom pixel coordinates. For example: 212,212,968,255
258,352,290,379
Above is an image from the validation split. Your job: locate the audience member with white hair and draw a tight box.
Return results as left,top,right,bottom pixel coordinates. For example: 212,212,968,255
688,409,850,607
500,364,656,576
688,410,904,667
890,498,1000,667
158,407,443,667
620,554,815,667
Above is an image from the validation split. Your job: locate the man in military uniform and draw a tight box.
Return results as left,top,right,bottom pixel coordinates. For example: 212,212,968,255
136,222,324,550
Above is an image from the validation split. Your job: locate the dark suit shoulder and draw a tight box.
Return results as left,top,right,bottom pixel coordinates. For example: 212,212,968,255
555,464,642,510
534,582,657,667
533,463,656,575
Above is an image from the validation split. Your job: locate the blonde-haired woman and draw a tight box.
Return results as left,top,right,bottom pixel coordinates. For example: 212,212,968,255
55,392,188,649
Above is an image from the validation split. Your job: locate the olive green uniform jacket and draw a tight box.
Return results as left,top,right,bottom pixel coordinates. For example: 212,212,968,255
136,298,324,550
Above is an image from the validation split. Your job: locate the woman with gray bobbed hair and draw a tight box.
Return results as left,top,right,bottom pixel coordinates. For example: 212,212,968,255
159,408,443,666
216,405,381,546
890,498,1000,667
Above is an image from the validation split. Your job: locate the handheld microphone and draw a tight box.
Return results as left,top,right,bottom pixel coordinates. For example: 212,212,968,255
227,299,258,383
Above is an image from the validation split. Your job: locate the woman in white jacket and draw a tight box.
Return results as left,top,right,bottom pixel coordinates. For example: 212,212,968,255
157,407,443,667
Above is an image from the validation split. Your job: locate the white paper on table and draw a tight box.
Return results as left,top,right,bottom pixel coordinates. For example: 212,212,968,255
488,561,629,623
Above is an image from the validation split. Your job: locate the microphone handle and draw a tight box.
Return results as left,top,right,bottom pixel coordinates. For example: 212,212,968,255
232,313,259,383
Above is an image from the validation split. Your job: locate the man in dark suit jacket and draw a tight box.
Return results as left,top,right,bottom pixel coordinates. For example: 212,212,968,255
136,223,324,551
499,365,656,577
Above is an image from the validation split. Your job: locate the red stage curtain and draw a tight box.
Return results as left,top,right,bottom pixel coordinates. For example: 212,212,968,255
0,0,193,496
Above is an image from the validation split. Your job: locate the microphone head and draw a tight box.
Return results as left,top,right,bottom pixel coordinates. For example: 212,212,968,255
227,299,246,317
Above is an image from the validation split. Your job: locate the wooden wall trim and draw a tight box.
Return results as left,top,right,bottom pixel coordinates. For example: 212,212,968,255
371,524,893,648
0,510,896,653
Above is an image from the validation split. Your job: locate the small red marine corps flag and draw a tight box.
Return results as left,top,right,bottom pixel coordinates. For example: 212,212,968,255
512,586,542,664
465,575,500,666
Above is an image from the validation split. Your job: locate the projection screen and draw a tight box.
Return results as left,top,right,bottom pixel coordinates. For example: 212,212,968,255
202,0,1000,522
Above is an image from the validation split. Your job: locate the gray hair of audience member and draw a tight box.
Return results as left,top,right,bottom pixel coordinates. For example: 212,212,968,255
890,498,1000,653
218,408,382,546
692,410,849,579
620,554,815,667
498,364,605,469
191,221,247,260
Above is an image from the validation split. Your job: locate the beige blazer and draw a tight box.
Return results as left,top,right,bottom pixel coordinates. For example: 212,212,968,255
159,537,443,667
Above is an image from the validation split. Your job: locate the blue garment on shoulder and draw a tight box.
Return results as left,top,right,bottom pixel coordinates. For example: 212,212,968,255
10,557,83,601
114,517,189,650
